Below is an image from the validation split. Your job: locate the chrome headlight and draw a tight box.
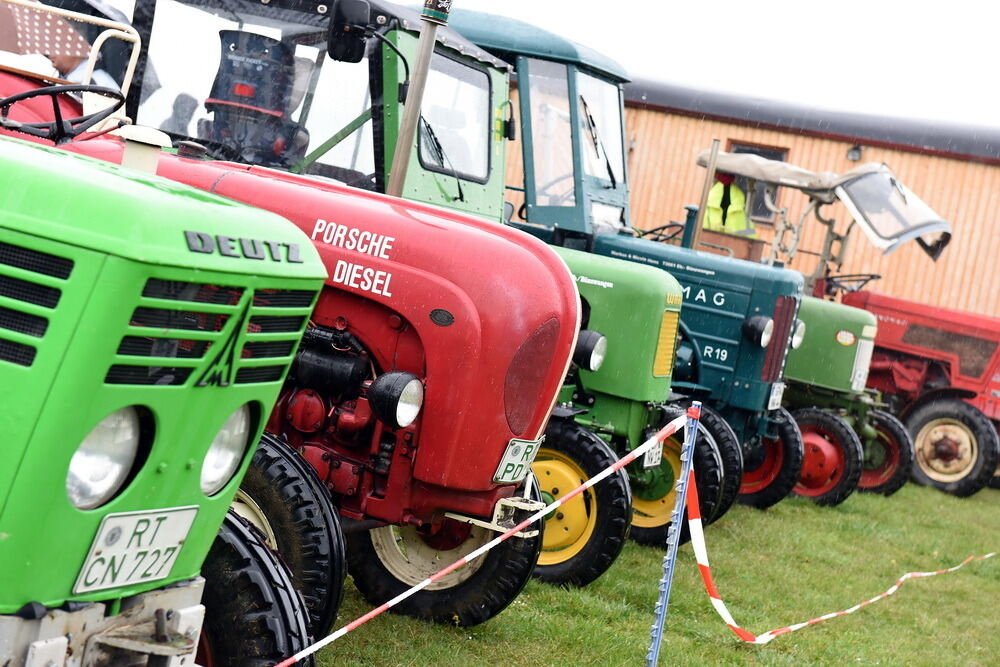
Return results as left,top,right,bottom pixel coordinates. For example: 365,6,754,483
742,315,774,349
573,329,608,372
369,371,424,429
791,319,806,349
201,404,252,496
67,407,141,510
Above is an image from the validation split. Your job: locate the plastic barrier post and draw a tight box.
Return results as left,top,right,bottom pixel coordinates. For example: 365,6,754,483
645,401,702,667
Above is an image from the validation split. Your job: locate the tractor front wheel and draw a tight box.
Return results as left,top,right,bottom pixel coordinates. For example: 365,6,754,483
630,407,725,547
858,409,914,496
791,408,863,506
345,476,542,626
235,433,346,634
531,418,632,587
738,407,804,509
198,511,314,667
907,398,1000,497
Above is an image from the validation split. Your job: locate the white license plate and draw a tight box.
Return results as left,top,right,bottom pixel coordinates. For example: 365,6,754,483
768,382,786,411
643,440,663,469
493,437,543,484
74,507,198,594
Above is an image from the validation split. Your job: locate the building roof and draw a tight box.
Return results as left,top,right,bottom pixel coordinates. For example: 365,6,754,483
447,8,629,82
624,78,1000,165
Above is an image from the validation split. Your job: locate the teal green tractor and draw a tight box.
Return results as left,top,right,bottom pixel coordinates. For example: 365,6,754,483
0,131,327,665
696,150,952,499
448,9,811,518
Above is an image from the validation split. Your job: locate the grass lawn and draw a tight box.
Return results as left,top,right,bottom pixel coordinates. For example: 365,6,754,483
317,484,1000,666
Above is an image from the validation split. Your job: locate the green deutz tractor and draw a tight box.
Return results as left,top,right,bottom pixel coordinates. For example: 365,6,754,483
111,0,731,585
0,131,328,665
695,150,953,499
449,10,810,519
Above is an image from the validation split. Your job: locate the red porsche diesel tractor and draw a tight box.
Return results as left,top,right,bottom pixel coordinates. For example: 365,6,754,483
840,290,1000,496
0,0,584,633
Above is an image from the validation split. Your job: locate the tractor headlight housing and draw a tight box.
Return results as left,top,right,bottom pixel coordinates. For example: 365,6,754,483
67,407,143,510
201,403,253,496
791,319,806,349
742,315,774,349
574,329,608,372
369,371,424,429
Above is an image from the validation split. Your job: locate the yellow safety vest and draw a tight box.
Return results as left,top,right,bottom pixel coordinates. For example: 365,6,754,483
705,181,757,239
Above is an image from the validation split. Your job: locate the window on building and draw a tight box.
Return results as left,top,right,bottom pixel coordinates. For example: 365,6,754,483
729,142,788,222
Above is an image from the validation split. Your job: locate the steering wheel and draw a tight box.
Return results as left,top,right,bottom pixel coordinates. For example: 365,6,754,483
0,85,125,145
639,223,685,242
535,173,576,206
824,273,882,295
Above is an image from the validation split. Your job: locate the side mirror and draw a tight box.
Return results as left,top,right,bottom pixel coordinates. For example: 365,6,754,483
328,0,372,63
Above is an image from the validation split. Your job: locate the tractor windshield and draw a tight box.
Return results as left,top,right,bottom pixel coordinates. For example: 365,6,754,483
836,168,952,257
577,71,624,187
525,58,575,207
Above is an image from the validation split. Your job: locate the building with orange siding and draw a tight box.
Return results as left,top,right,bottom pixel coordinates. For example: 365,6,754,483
619,80,1000,314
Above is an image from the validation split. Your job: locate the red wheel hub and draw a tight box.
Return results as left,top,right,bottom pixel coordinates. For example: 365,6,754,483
740,437,784,494
421,519,473,551
933,436,961,462
794,426,845,496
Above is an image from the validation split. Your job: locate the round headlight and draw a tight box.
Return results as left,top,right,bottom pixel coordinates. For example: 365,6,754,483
791,319,806,349
368,371,424,429
742,315,774,349
573,329,608,372
67,407,141,510
201,404,252,496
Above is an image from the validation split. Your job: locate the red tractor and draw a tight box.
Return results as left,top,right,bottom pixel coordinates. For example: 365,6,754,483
839,288,1000,496
0,0,583,634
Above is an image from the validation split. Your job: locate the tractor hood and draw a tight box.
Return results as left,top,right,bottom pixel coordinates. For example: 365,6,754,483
0,135,324,278
63,136,580,492
785,296,877,393
698,150,952,260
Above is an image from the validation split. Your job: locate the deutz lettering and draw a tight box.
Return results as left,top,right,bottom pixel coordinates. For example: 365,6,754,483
312,219,395,259
681,285,726,306
332,260,393,297
185,231,302,262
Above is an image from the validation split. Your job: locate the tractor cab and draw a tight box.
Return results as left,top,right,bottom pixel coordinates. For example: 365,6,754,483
109,0,512,220
693,149,952,292
449,10,630,246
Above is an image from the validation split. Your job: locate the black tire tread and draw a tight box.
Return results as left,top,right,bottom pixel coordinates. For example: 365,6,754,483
240,432,346,634
532,418,632,587
200,511,314,667
738,406,805,510
859,409,914,496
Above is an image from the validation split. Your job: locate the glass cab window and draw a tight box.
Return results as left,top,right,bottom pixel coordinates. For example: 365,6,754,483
576,70,624,186
525,58,575,207
418,51,490,182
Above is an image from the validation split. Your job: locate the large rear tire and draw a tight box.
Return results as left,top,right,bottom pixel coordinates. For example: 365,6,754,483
531,418,631,587
738,407,804,510
629,407,725,547
234,432,346,634
858,409,913,496
791,408,863,506
198,511,314,667
345,476,542,626
906,398,999,497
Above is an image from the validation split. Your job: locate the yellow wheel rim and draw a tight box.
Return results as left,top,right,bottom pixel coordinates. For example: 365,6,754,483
532,448,597,565
631,437,682,529
915,417,978,483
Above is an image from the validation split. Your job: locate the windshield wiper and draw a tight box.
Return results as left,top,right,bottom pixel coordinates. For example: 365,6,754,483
579,95,617,190
419,116,464,203
889,176,908,205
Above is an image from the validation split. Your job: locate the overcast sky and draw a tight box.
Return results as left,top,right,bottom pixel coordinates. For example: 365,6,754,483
453,0,995,128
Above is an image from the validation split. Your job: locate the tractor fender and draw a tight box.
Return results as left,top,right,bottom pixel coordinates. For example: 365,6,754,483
899,387,979,420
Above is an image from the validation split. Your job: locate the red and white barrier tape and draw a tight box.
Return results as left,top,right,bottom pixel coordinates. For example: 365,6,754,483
684,468,997,644
274,414,688,667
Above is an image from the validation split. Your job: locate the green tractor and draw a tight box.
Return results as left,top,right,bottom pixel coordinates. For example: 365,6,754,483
0,129,328,665
448,9,810,521
694,150,953,499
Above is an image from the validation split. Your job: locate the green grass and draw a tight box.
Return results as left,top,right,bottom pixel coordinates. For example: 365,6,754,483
317,485,1000,666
